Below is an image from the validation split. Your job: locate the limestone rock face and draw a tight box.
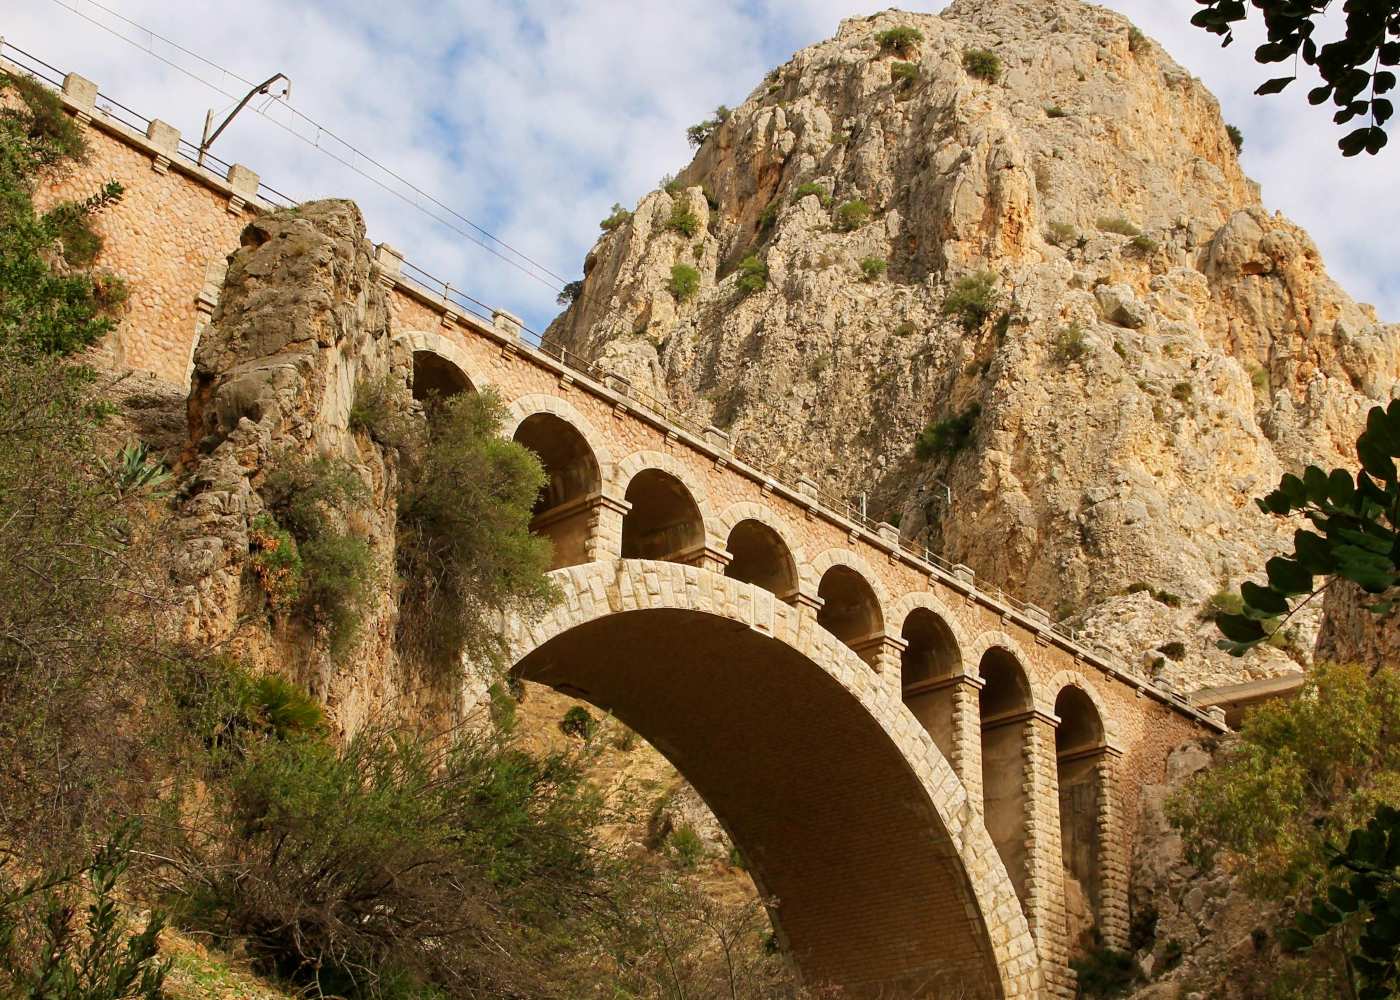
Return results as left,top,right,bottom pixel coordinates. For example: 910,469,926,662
547,0,1400,689
174,200,444,734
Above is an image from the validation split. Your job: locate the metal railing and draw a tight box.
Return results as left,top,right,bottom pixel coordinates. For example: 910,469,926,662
0,40,1222,717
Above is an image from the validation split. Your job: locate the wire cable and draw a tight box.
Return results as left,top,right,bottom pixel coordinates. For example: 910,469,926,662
40,0,571,292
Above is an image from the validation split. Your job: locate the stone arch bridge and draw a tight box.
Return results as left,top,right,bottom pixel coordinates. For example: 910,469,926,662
26,59,1227,999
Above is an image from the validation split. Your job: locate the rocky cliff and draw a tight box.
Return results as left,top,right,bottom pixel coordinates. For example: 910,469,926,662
547,0,1400,690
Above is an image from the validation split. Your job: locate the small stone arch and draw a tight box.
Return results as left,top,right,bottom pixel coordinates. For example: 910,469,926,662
611,450,717,535
804,547,892,606
808,548,890,667
1045,670,1121,748
503,394,615,471
504,559,1041,999
716,502,805,603
393,331,484,400
614,452,714,565
1050,672,1120,955
964,631,1047,715
890,592,974,679
892,592,974,780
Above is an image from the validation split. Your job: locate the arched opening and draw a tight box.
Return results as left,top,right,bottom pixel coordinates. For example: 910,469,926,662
1055,685,1108,954
513,413,601,570
512,570,1027,998
412,350,473,402
723,519,798,600
816,566,884,668
621,469,705,563
900,609,963,763
979,647,1034,912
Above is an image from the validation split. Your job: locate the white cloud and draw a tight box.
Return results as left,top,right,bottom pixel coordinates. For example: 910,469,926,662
4,0,1396,331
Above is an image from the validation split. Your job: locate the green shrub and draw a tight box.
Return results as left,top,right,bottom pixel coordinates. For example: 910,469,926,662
941,271,1000,331
1199,589,1245,622
1130,233,1158,253
669,262,701,300
668,824,705,869
556,279,583,306
756,201,778,234
1097,215,1141,237
1113,340,1127,359
260,454,375,659
0,825,168,1000
599,202,632,231
1053,321,1087,362
1158,641,1187,661
685,105,730,148
560,705,596,740
1226,124,1244,152
915,405,981,460
661,174,681,194
833,199,871,231
248,514,302,609
1045,105,1069,118
791,182,831,206
1171,381,1193,403
101,440,172,498
666,200,701,238
1128,26,1148,54
613,725,637,752
1046,221,1078,246
349,374,411,447
859,256,887,281
890,61,920,86
0,73,126,357
1070,943,1137,998
893,321,917,338
963,48,1002,82
875,26,924,57
735,255,768,295
396,389,556,680
1124,582,1182,608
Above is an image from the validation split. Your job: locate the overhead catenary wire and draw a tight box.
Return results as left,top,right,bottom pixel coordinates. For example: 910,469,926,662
40,0,572,294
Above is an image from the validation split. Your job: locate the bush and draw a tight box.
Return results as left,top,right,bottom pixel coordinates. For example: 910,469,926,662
1128,26,1148,54
893,321,916,338
756,201,778,234
1070,944,1137,998
248,514,302,609
396,389,556,680
1226,123,1244,152
556,279,582,306
1130,233,1158,253
942,271,1000,332
963,48,1002,82
261,453,375,659
833,199,871,231
668,824,705,869
875,26,924,57
791,182,831,206
0,73,126,358
560,705,596,740
350,374,411,447
1053,321,1087,362
1097,215,1141,237
1045,105,1069,118
859,256,887,281
1171,381,1193,402
599,202,632,232
685,105,730,148
915,405,981,459
890,61,919,86
1158,641,1187,661
0,825,168,1000
1199,589,1245,622
735,255,768,295
668,262,701,300
1046,221,1078,246
666,200,701,238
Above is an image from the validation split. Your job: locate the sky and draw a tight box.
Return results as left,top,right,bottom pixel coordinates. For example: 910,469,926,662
4,0,1396,334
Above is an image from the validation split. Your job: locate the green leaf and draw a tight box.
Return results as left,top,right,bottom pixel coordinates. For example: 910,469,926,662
1327,468,1357,507
1255,75,1295,94
1358,437,1398,484
1296,912,1328,937
1293,530,1338,574
1241,581,1290,616
1303,465,1331,503
1217,613,1267,644
1265,556,1314,597
1328,886,1358,914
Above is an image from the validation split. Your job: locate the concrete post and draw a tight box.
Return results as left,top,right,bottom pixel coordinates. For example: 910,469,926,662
373,243,405,287
144,119,179,174
225,163,259,214
585,493,630,562
1095,750,1130,950
61,72,97,121
950,676,985,805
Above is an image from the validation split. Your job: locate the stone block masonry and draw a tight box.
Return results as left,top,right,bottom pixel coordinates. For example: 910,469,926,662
20,54,1226,996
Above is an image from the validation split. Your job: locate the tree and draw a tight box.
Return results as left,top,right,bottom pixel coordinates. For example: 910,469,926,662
1189,0,1400,155
1215,401,1399,655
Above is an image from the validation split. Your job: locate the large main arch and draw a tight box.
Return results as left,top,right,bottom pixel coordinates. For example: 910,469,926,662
506,559,1040,998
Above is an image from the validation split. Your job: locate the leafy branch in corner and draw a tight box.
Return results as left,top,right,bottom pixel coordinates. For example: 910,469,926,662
1280,804,1400,1000
1216,400,1399,654
1189,0,1400,155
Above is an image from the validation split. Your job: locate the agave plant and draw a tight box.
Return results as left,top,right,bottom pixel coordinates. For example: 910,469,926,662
101,441,171,498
